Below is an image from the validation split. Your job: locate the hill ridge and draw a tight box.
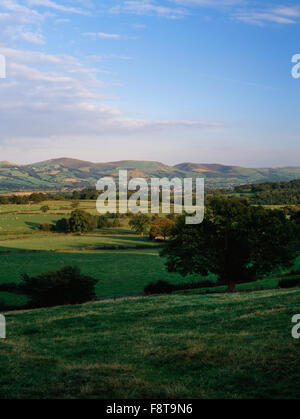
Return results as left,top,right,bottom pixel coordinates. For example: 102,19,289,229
1,157,300,191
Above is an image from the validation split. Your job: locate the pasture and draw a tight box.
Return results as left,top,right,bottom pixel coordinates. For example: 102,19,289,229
1,288,300,398
1,199,300,399
0,199,299,307
0,200,200,305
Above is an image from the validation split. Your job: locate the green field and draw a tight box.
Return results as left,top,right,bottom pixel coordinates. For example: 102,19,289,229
1,288,300,398
1,199,300,399
0,201,202,305
0,200,299,307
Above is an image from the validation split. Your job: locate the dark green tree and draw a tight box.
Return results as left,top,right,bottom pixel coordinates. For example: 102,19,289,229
55,217,71,233
55,210,97,233
161,198,298,292
129,213,151,236
68,210,97,233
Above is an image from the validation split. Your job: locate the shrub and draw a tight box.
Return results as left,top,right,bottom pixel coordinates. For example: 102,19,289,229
55,217,70,233
39,223,54,232
144,280,176,295
144,279,217,295
40,205,50,213
17,266,98,308
97,215,112,228
0,299,7,311
180,280,216,289
278,277,300,288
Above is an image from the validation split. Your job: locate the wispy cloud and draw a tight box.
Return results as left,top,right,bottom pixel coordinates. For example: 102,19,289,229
55,18,71,24
110,0,187,19
109,0,300,25
0,0,44,45
234,5,300,25
26,0,89,15
0,47,220,145
20,31,45,44
170,0,243,6
83,32,121,40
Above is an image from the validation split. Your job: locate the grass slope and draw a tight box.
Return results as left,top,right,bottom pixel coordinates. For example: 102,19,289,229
2,158,300,191
1,288,300,398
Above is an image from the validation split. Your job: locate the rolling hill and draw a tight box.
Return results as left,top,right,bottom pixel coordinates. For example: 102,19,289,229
2,289,300,398
1,157,300,191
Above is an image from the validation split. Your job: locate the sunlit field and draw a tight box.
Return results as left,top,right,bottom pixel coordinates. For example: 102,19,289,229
1,289,300,399
0,200,300,308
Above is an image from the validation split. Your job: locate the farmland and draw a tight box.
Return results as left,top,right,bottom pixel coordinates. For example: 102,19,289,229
1,198,300,399
0,200,203,306
1,288,300,398
0,200,299,307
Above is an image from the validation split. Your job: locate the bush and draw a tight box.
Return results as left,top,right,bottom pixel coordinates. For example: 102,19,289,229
39,223,54,232
40,205,50,213
55,217,70,233
144,280,176,295
0,299,8,311
278,277,300,288
144,279,217,295
17,266,98,308
97,215,112,228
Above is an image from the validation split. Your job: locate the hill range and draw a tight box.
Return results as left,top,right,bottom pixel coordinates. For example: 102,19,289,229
1,157,300,191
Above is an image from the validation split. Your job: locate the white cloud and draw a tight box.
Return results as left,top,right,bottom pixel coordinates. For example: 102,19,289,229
0,0,45,45
55,18,70,23
26,0,88,15
20,31,45,44
109,0,300,25
0,47,220,144
235,6,300,25
110,0,187,19
171,0,242,6
83,32,121,39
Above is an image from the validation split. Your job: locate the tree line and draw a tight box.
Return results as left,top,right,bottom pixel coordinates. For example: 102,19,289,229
234,179,300,205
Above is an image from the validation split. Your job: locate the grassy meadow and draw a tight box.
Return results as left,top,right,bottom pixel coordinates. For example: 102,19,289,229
1,199,300,399
0,200,300,306
0,200,203,305
1,288,300,398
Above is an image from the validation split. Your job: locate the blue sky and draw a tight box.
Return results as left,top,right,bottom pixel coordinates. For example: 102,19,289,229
0,0,300,167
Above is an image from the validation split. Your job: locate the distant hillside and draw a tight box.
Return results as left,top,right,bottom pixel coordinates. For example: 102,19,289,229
1,157,300,191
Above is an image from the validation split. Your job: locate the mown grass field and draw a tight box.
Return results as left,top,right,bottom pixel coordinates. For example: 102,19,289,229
1,289,300,399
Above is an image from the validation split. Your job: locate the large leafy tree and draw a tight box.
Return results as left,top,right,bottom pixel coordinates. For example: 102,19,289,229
129,213,151,236
55,210,97,233
69,210,97,233
150,217,175,240
161,198,298,292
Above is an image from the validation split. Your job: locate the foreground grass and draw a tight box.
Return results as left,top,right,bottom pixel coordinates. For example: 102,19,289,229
1,288,300,398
